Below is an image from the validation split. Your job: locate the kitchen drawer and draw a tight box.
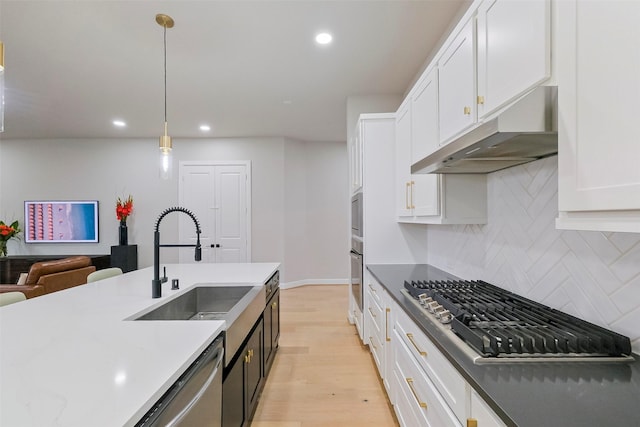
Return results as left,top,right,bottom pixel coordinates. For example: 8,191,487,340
393,335,463,427
367,291,384,336
394,306,466,422
366,276,384,306
368,326,384,375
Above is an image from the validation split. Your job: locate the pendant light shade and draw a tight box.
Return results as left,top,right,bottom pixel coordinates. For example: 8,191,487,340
156,14,174,179
0,41,5,133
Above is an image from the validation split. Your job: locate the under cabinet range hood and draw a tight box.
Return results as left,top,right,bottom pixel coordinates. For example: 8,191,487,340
412,86,558,174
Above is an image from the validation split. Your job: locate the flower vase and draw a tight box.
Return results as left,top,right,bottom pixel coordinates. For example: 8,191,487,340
119,223,128,246
0,240,7,257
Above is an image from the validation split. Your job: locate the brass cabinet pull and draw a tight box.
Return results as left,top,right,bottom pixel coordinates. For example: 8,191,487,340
405,378,427,408
406,333,427,356
244,355,250,364
467,419,478,427
405,182,411,209
368,307,377,318
410,181,415,209
385,308,391,342
463,106,471,115
249,349,254,358
477,95,485,105
272,301,277,309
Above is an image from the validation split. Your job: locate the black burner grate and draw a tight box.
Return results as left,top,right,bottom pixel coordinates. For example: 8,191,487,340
404,280,632,358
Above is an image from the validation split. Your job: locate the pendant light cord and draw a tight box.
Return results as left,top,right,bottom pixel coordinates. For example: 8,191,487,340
163,25,167,124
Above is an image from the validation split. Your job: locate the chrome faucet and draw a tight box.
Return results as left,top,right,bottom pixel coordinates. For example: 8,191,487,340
152,207,202,298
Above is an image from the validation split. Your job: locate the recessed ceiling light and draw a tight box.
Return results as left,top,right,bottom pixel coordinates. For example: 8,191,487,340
315,32,333,45
199,124,211,132
113,120,126,127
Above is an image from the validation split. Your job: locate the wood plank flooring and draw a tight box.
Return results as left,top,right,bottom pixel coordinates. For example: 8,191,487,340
251,285,399,427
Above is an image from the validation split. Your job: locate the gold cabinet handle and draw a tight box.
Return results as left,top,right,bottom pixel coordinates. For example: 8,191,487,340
385,308,391,342
272,301,277,309
405,182,411,209
477,95,485,105
406,333,427,356
406,378,427,408
368,307,377,318
249,349,254,358
463,106,471,115
244,354,250,364
467,419,478,427
410,181,415,209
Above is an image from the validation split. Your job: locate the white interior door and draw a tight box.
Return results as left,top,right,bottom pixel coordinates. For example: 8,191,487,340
179,161,251,263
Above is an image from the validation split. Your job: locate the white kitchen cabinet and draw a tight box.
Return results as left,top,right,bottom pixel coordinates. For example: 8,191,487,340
396,95,487,225
469,390,507,427
348,131,363,194
411,67,440,163
396,99,440,219
364,272,393,396
556,0,640,232
438,18,476,145
476,0,551,119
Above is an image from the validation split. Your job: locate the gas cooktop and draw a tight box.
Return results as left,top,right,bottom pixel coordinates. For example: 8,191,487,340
403,279,634,364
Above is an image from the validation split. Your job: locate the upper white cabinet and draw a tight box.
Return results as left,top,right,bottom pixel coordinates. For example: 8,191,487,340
396,96,441,220
556,0,640,232
438,19,476,144
349,131,363,194
476,0,551,119
396,76,487,225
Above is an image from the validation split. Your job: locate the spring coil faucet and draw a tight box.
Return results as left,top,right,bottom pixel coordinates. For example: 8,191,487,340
152,207,202,298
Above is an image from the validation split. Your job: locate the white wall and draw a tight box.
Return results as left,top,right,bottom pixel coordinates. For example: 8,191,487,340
0,136,348,284
425,156,640,353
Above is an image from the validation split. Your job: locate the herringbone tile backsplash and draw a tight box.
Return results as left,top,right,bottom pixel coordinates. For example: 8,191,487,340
427,156,640,353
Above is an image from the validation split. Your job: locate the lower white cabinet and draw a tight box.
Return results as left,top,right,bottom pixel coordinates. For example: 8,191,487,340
469,390,507,427
364,272,392,396
364,284,505,427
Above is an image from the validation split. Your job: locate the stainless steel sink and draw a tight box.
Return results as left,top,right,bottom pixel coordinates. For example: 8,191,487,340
135,286,255,321
132,285,266,367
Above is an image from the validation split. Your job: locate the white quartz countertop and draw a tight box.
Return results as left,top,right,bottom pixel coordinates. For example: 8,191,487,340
0,262,280,427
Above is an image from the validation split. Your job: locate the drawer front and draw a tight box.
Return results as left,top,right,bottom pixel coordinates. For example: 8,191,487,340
367,292,384,335
367,276,384,305
368,326,384,375
470,390,507,427
394,336,463,427
394,307,466,422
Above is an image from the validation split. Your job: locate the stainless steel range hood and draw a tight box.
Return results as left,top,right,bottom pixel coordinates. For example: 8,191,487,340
412,86,558,174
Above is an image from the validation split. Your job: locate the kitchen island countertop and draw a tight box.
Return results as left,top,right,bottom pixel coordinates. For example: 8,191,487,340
367,263,640,427
0,262,279,427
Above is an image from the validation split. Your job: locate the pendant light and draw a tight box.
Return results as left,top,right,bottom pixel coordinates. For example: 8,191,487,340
0,41,5,133
156,14,174,180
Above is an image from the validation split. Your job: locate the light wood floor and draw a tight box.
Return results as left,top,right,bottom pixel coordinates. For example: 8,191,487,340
251,285,399,427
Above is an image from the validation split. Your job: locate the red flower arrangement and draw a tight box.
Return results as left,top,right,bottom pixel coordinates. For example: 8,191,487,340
116,195,134,224
0,220,21,257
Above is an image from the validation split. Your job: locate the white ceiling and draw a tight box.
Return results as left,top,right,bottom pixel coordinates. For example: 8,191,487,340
0,0,468,142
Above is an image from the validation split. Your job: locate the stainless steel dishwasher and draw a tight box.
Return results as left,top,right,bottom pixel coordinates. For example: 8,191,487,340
136,336,224,427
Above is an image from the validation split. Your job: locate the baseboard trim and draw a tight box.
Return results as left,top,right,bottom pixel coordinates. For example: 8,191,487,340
280,279,348,290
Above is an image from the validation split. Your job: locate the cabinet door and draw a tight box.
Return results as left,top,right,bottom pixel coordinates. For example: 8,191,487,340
410,69,441,217
439,19,476,144
245,319,264,420
395,102,413,218
558,1,640,218
264,289,280,372
222,351,246,427
477,0,550,118
469,390,506,427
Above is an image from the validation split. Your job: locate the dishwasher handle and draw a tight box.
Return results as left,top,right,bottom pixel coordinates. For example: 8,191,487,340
166,344,224,426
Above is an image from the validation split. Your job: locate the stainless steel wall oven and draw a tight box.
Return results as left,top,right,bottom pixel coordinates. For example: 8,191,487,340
350,192,364,311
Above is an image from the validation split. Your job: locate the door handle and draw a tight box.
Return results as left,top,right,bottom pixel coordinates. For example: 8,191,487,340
210,244,221,248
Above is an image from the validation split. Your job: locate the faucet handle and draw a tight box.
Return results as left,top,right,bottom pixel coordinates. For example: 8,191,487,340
161,266,168,283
